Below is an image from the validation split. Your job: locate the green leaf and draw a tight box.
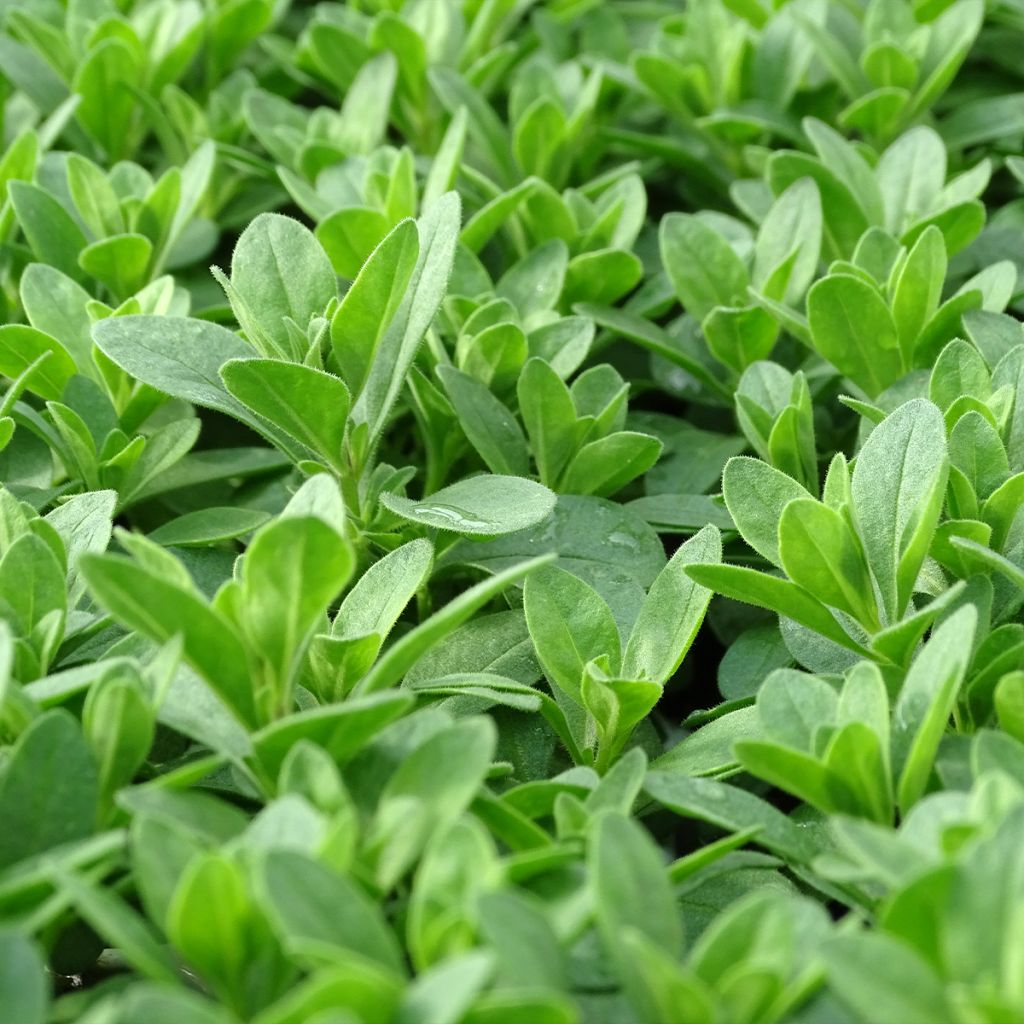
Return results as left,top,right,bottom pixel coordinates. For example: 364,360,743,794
0,325,77,401
660,213,749,321
43,490,114,607
497,240,567,320
562,431,663,498
81,554,259,728
891,226,946,363
330,219,419,398
685,563,867,654
354,554,555,696
807,273,904,396
702,304,779,374
0,532,66,641
316,206,392,279
221,358,351,469
53,867,179,983
949,412,1007,501
239,515,354,706
911,0,984,117
19,263,96,375
582,667,662,767
478,890,565,991
126,447,290,505
563,248,643,307
423,107,467,208
877,126,947,235
251,691,414,782
528,317,593,380
654,706,760,777
930,338,991,412
824,721,892,823
444,495,666,634
803,116,884,224
83,668,155,813
337,51,397,154
461,178,538,253
643,772,817,863
723,455,809,567
167,852,291,1015
824,933,950,1024
734,740,844,813
79,233,153,300
118,417,201,508
753,177,823,304
9,180,88,282
767,151,867,258
892,605,975,812
0,930,48,1024
850,399,948,623
403,610,536,688
366,717,496,888
517,357,578,486
91,315,264,427
380,475,555,536
995,672,1024,744
622,525,720,684
148,508,271,547
102,988,232,1024
778,498,878,627
352,193,460,448
438,365,530,476
0,710,97,871
73,39,139,160
429,69,516,185
257,850,404,973
716,624,793,701
576,304,732,400
757,668,838,751
397,952,494,1024
226,213,337,359
524,564,621,703
334,538,433,641
591,812,683,963
459,322,527,394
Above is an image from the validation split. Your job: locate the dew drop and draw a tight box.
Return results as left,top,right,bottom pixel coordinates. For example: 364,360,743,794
412,503,493,530
608,531,639,551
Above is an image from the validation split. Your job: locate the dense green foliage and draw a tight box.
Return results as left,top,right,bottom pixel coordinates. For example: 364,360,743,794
2,0,1024,1020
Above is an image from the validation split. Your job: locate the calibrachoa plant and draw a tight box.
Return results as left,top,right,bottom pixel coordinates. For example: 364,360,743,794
2,0,1024,1021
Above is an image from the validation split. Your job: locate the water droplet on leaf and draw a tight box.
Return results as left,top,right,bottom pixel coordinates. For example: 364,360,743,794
412,503,493,531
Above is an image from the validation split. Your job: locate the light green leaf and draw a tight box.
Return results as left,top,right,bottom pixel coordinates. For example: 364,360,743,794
81,554,258,728
0,324,77,401
722,455,809,568
622,525,720,684
239,515,354,704
355,554,555,696
660,213,749,321
779,498,878,628
0,710,97,871
807,273,904,396
330,219,419,398
352,193,460,448
850,399,948,623
380,475,555,536
221,358,351,469
257,850,404,973
892,605,975,812
524,564,621,703
438,365,530,476
227,213,337,358
0,930,48,1024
